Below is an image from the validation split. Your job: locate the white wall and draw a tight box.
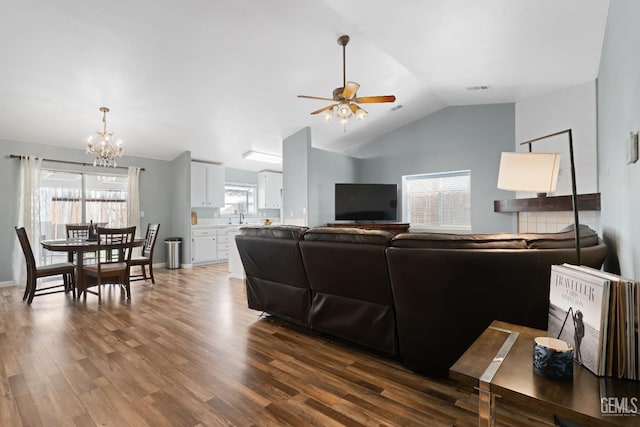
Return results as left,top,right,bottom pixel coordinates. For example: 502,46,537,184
170,151,193,265
597,0,640,277
308,148,358,227
282,127,310,226
514,80,600,233
354,104,516,234
282,128,359,227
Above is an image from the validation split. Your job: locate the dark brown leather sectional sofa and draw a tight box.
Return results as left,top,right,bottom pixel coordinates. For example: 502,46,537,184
235,225,608,377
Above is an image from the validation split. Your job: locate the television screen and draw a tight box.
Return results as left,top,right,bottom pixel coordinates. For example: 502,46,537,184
335,183,398,221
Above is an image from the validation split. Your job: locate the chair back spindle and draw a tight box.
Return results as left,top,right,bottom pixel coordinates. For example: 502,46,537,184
129,223,161,284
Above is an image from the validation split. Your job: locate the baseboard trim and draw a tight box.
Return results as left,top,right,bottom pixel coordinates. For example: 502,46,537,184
0,280,17,288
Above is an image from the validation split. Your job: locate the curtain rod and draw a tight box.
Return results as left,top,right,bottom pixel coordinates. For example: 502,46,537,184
8,154,145,171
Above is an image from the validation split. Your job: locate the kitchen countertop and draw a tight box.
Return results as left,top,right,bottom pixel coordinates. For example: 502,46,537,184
191,222,280,230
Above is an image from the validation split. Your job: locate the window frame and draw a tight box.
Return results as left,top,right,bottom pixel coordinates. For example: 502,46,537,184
402,169,472,233
39,168,129,238
220,182,258,217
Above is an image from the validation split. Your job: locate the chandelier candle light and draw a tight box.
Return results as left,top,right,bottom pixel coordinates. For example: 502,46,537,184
86,107,123,167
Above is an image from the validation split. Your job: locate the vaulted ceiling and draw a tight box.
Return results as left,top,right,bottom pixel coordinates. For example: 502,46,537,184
0,1,609,171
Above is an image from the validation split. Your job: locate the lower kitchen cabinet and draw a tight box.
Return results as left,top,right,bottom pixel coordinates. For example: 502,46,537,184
191,228,230,265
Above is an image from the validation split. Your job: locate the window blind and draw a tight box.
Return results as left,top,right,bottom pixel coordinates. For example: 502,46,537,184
404,170,471,230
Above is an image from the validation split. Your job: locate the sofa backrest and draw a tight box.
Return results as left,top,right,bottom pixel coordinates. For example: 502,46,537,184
390,232,528,249
519,225,600,248
389,225,600,250
303,226,393,245
235,225,312,327
385,238,608,377
237,225,308,240
299,227,398,355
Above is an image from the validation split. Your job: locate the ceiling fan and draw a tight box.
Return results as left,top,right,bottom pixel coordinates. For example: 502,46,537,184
298,35,396,124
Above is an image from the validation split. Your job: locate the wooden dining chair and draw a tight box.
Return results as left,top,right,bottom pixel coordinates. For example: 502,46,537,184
81,226,136,303
65,224,96,263
15,226,76,304
66,224,90,239
130,223,160,284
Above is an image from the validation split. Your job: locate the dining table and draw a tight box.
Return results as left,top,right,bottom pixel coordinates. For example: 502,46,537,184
41,237,144,297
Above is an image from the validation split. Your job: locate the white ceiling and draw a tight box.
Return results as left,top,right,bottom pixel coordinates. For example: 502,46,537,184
0,1,609,172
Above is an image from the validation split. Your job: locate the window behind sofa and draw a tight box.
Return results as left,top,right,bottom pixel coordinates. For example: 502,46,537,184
402,170,471,232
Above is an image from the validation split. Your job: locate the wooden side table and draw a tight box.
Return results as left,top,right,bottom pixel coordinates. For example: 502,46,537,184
450,320,640,427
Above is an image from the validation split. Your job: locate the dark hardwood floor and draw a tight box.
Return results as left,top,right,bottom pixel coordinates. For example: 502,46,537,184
0,264,556,426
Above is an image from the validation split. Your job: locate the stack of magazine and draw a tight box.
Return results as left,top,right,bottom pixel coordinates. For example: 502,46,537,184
547,264,639,379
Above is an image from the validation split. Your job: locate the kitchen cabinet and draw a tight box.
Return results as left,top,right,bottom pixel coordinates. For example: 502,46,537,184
216,229,229,260
257,171,282,209
192,229,217,264
191,162,225,208
228,228,245,279
191,228,229,265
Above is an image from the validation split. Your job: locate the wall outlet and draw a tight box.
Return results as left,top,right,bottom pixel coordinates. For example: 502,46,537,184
140,211,145,217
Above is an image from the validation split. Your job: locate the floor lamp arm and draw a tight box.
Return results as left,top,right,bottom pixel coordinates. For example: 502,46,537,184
520,128,581,265
567,129,581,265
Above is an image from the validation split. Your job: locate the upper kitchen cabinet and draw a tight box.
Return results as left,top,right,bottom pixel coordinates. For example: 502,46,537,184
191,162,225,208
257,171,282,209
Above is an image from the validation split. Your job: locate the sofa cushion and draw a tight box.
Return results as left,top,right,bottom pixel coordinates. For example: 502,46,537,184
522,225,599,249
390,232,528,249
239,225,308,240
303,227,393,245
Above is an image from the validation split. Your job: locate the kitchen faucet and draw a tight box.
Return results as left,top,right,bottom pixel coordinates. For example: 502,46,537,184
239,211,245,224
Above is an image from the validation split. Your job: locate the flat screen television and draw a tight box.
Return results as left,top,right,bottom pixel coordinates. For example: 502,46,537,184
335,183,398,221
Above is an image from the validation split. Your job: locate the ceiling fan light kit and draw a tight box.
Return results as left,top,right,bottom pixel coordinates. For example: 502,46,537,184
298,34,395,128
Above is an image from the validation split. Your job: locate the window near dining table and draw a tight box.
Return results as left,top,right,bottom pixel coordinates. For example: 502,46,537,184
39,170,129,241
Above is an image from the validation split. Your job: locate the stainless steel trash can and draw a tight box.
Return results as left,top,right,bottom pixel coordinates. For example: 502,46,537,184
164,237,182,269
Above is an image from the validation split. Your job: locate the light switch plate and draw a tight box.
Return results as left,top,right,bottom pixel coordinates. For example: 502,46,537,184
628,131,639,164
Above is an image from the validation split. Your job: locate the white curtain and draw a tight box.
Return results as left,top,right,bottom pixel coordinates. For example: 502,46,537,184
127,166,141,238
12,156,42,283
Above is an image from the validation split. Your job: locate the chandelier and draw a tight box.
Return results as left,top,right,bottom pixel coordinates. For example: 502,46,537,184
85,107,123,167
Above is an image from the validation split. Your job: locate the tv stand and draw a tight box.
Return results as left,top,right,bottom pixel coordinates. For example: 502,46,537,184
326,222,410,235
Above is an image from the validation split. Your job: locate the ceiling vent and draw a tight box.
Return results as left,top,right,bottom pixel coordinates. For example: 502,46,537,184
466,85,491,91
390,104,404,112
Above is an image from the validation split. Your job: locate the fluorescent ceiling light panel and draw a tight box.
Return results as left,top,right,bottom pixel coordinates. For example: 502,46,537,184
242,150,281,164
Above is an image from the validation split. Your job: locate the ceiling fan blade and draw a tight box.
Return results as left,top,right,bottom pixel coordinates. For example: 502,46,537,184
310,104,335,115
342,82,360,99
349,104,358,114
298,95,336,101
354,95,396,104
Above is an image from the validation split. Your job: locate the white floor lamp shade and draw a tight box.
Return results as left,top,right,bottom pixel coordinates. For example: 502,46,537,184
497,152,560,194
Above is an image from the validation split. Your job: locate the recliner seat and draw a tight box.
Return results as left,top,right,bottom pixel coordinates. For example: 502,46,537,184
236,225,312,327
299,227,397,355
